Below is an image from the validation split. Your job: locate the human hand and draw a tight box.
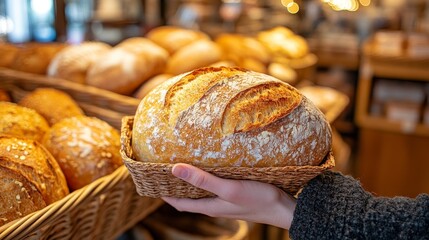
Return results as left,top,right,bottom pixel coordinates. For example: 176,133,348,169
162,163,297,229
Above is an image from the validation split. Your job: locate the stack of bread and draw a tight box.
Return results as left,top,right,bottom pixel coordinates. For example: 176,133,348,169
0,26,314,99
0,42,67,74
0,88,122,227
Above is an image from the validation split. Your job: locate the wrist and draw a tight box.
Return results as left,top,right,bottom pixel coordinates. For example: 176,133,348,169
266,190,297,229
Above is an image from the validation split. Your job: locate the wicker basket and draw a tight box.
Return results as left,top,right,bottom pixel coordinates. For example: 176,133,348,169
121,116,335,199
0,68,163,240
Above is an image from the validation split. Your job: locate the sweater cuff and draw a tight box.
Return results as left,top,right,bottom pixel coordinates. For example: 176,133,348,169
289,171,371,239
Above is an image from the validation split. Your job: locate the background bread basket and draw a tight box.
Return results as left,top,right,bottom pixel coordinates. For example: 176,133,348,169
0,68,163,240
121,67,335,199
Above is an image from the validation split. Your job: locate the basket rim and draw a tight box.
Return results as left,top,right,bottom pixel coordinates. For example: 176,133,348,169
0,68,141,106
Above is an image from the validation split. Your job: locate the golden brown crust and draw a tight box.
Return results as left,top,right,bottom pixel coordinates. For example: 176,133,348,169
0,136,69,204
133,74,173,99
215,34,271,73
19,88,84,126
9,43,67,74
132,66,332,167
42,116,122,190
86,38,168,95
145,26,210,54
0,102,50,142
47,42,111,84
0,166,46,227
165,40,222,75
0,42,20,68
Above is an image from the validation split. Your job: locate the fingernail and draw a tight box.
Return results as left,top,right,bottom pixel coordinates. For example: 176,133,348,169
172,165,189,179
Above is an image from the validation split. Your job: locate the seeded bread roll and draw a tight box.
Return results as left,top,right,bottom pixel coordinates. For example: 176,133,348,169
0,136,69,226
0,102,50,142
132,67,332,167
42,116,122,190
47,42,112,84
19,88,84,126
86,38,168,95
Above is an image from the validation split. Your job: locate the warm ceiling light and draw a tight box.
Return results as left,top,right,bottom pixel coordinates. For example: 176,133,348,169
281,0,294,7
359,0,371,6
287,2,299,14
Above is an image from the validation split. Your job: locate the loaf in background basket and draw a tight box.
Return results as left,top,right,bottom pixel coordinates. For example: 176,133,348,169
121,66,335,198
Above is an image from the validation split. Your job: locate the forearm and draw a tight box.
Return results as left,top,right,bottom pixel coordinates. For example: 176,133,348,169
289,171,429,239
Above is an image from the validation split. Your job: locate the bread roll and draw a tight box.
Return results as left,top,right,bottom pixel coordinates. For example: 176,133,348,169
47,42,112,84
86,38,168,95
165,40,222,75
0,136,69,226
132,67,332,167
257,26,309,59
268,63,297,84
145,26,210,54
0,42,19,68
215,33,271,72
134,74,173,99
43,116,122,190
19,88,84,126
0,102,50,142
10,43,67,74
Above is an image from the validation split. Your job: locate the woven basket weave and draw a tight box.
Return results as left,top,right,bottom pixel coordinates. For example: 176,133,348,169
0,68,163,240
121,116,335,199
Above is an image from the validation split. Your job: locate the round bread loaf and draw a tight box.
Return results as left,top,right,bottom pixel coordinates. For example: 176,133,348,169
132,67,332,167
86,37,168,95
10,43,67,74
165,39,222,75
134,74,173,99
0,102,50,143
145,26,210,55
19,88,84,126
0,42,19,68
0,136,69,226
47,42,112,84
42,116,122,190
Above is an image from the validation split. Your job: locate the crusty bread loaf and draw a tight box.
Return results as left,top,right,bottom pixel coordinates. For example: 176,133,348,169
42,116,122,190
145,26,210,55
134,74,173,99
0,136,69,226
132,67,332,167
10,43,67,74
257,26,309,59
19,88,84,126
215,34,270,73
165,40,222,75
0,42,19,68
86,37,168,95
0,102,50,142
47,42,111,84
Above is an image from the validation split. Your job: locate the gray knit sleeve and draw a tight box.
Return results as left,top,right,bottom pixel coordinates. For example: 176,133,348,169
289,171,429,240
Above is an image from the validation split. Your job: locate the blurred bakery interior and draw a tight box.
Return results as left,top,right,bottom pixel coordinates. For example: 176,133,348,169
1,0,429,239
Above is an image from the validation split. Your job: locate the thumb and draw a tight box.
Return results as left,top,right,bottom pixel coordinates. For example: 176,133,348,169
171,163,234,198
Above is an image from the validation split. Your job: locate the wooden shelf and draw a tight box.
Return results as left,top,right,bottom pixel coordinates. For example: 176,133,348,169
355,38,429,197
